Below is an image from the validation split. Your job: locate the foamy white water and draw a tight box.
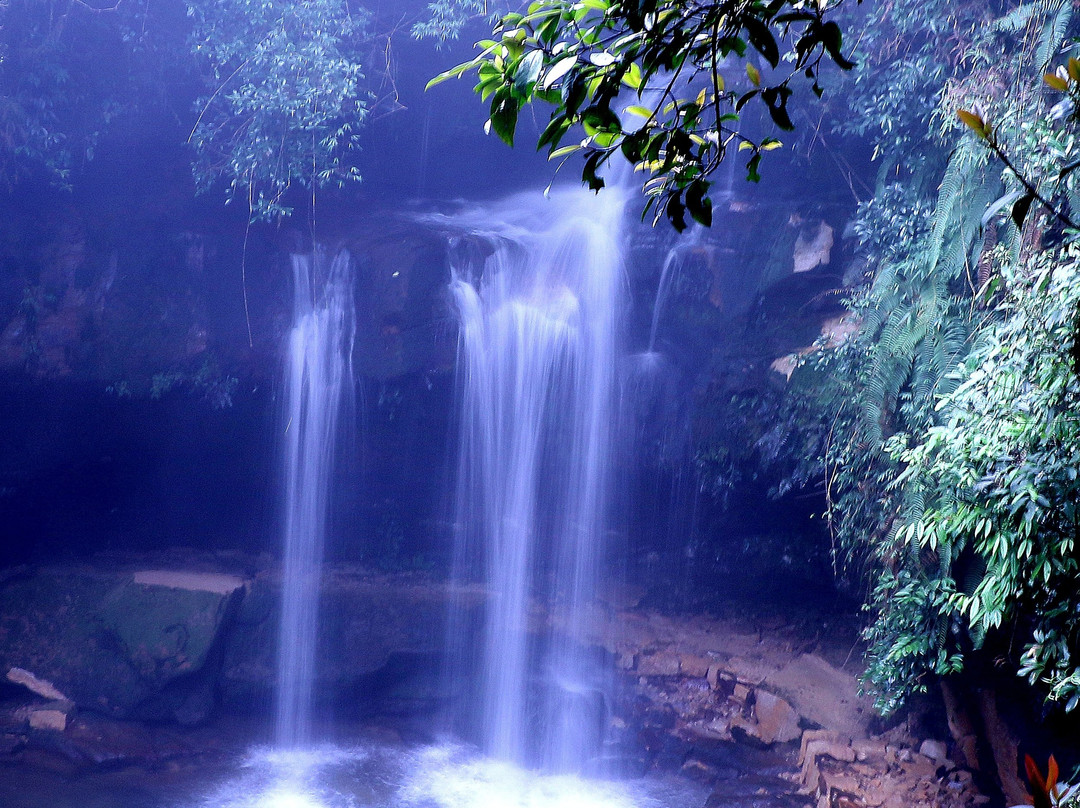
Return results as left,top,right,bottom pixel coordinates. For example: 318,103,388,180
193,745,369,808
443,186,626,770
276,251,356,747
187,741,707,808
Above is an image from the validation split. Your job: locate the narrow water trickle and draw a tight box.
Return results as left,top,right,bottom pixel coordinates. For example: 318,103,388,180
444,186,626,772
276,250,355,748
646,226,707,355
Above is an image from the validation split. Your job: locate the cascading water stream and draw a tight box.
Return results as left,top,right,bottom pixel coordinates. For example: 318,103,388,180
646,248,680,354
276,250,356,748
179,214,710,808
445,186,626,772
645,226,710,355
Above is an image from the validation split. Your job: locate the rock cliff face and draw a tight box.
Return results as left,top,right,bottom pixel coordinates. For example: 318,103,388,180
0,200,461,568
0,144,856,578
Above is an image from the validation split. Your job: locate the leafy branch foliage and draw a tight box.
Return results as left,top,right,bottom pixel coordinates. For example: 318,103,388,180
892,249,1080,711
187,0,369,220
0,0,375,221
428,0,855,230
412,0,493,41
787,0,1080,715
834,0,993,183
0,0,192,188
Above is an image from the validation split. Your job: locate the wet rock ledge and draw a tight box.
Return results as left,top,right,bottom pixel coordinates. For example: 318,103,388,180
0,562,984,808
594,606,984,808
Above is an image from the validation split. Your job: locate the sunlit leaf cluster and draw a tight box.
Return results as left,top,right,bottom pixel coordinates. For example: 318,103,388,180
428,0,854,230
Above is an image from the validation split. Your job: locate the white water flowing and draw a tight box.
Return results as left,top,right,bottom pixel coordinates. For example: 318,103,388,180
446,186,626,771
646,250,679,355
645,226,710,354
276,250,355,748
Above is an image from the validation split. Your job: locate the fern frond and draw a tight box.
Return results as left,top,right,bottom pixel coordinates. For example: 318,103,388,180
1036,0,1071,72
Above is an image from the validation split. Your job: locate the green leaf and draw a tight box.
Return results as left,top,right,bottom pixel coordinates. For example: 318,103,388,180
743,17,779,68
582,150,606,191
736,90,758,111
746,152,762,183
685,180,712,226
514,50,544,94
488,93,520,146
624,105,653,119
538,114,572,151
549,143,582,159
818,21,855,70
542,55,578,90
581,104,621,134
620,130,646,162
666,192,687,231
761,85,794,130
425,60,475,90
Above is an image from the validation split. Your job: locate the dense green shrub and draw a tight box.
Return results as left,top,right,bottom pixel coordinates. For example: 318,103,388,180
792,0,1080,714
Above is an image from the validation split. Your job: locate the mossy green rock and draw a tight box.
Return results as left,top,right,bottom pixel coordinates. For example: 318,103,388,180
0,568,244,723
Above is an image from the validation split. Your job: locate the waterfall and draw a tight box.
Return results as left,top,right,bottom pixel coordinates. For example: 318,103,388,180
276,250,355,748
646,226,708,354
646,248,679,354
446,186,625,771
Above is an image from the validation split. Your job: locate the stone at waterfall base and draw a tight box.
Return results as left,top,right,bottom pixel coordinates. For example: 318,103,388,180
28,710,67,732
598,601,985,808
729,690,801,747
0,566,245,724
7,668,69,701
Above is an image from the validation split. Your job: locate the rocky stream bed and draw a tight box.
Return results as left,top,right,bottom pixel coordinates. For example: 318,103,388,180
0,558,988,808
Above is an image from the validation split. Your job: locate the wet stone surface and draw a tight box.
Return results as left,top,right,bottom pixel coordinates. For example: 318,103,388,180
0,561,988,808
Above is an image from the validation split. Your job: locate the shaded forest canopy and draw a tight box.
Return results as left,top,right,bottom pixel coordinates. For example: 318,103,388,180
4,0,1080,734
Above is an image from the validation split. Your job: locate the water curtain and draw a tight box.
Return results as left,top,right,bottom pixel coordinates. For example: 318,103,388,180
447,187,626,770
276,250,356,748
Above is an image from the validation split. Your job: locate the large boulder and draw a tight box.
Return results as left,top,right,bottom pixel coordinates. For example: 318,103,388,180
730,689,802,747
0,567,245,724
220,570,484,709
762,653,872,740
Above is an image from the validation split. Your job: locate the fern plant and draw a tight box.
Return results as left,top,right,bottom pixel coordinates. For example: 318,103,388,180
789,0,1080,714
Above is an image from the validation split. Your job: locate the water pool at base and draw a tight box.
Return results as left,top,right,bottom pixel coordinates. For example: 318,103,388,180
0,741,709,808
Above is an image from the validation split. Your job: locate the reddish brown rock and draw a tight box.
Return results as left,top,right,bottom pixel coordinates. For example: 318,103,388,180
753,690,801,744
637,651,681,677
680,654,712,678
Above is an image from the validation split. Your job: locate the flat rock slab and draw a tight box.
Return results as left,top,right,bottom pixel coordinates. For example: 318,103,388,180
133,570,245,595
0,567,245,723
220,571,484,704
763,653,872,739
